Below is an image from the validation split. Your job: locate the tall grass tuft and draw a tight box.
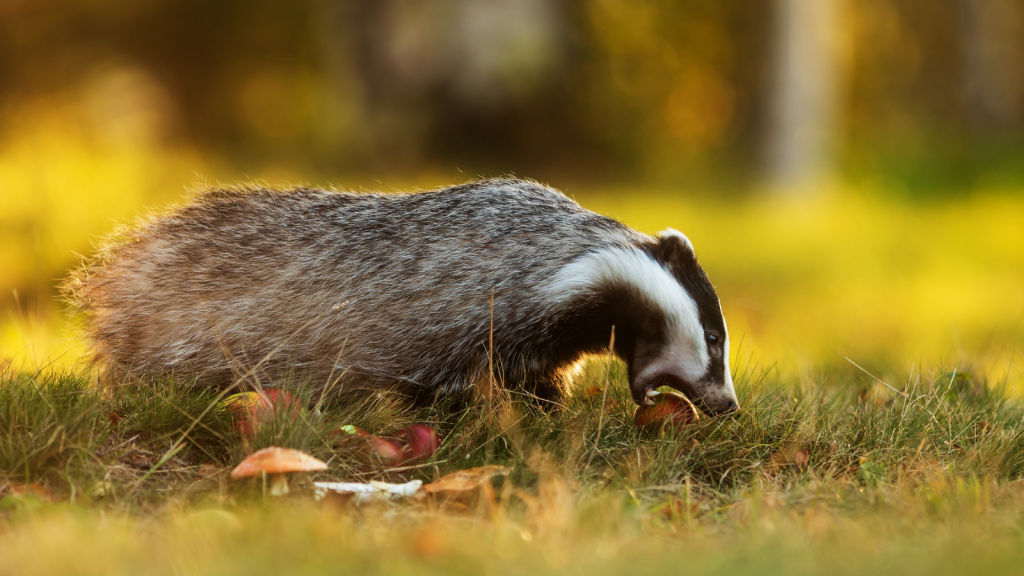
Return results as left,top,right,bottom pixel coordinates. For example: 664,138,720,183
0,367,107,489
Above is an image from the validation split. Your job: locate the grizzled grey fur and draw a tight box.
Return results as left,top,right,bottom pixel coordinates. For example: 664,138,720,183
67,178,738,414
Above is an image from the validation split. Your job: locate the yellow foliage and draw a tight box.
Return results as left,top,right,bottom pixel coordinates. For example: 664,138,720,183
1,121,1022,392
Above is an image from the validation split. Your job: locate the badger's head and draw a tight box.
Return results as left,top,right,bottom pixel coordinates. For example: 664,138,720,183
549,229,738,415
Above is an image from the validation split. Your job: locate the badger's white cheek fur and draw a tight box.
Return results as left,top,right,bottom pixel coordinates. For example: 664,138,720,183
722,330,735,396
645,271,709,385
660,331,710,385
635,338,708,389
669,298,709,382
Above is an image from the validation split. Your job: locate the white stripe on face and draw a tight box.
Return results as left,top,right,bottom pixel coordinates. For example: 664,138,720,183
546,247,709,381
721,308,735,398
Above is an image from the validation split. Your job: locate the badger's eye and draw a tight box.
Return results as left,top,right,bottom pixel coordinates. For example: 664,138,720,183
705,332,723,358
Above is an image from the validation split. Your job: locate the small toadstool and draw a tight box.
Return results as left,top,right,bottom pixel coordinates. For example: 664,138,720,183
394,425,441,465
230,446,328,496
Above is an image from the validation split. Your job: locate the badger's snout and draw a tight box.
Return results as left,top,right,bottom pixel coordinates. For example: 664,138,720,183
693,384,740,415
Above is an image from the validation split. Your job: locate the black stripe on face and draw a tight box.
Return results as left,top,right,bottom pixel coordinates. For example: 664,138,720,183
548,279,690,406
546,282,669,371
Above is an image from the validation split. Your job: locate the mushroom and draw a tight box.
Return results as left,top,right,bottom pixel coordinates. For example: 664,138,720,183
230,447,328,496
394,425,441,465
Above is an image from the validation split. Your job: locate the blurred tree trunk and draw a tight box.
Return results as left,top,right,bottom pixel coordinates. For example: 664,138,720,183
766,0,841,190
960,0,1023,132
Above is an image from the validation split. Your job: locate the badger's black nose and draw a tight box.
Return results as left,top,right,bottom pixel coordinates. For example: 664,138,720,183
724,399,739,414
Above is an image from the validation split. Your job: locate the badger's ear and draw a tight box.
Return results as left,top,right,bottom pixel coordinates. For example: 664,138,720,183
654,228,696,265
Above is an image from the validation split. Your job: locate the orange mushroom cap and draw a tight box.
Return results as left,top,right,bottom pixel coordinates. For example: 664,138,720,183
230,447,328,479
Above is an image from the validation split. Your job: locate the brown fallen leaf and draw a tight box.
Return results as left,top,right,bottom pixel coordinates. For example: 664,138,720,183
585,387,623,411
8,482,53,502
90,480,113,499
654,498,700,520
422,465,511,494
768,442,809,470
794,449,810,469
122,450,154,470
320,490,357,511
198,463,221,477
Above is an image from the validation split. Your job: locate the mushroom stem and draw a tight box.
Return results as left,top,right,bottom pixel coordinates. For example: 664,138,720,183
269,473,290,496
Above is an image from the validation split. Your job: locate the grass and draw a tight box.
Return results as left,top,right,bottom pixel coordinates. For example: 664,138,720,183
3,357,1024,575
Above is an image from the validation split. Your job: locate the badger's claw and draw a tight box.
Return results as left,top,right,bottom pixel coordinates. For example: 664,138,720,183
646,389,660,397
644,398,655,406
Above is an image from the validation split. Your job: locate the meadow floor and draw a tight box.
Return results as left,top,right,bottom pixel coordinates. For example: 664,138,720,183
2,187,1023,574
3,359,1024,576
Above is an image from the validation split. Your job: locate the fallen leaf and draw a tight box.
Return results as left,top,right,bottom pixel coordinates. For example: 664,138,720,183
769,443,808,470
320,490,357,510
794,449,810,469
90,480,112,499
8,483,52,502
198,463,220,477
422,465,511,494
122,451,154,469
655,498,699,520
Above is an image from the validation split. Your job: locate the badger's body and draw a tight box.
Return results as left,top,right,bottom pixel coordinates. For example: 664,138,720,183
69,179,738,413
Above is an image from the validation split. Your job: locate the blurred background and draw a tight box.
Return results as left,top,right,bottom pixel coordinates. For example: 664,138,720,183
1,0,1022,387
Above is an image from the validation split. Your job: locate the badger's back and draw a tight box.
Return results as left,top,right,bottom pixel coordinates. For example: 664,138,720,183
71,179,647,393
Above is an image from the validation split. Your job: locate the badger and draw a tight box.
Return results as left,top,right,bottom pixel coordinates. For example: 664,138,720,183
67,178,738,414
